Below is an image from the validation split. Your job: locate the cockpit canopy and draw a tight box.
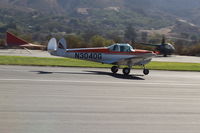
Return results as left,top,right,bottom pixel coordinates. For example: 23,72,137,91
164,43,175,50
108,44,134,52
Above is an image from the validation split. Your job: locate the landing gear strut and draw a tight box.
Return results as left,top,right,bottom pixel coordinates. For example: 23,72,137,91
111,65,149,76
123,67,130,76
111,66,119,74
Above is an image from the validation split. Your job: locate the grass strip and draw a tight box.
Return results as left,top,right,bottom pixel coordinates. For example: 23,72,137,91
0,55,200,72
0,55,111,68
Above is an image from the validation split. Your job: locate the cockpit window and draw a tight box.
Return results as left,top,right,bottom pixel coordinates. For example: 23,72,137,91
164,44,175,50
164,44,171,49
108,44,134,52
120,46,131,52
108,44,120,51
113,45,119,51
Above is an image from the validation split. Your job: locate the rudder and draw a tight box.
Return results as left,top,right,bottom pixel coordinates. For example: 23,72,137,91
58,38,67,49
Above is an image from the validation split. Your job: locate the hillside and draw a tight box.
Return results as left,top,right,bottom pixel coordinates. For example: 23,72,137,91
0,0,200,44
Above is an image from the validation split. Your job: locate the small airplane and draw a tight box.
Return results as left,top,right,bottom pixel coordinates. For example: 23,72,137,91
48,38,156,76
5,32,45,50
137,36,175,57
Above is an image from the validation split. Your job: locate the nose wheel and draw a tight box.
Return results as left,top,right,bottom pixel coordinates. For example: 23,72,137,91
142,65,149,75
143,68,149,75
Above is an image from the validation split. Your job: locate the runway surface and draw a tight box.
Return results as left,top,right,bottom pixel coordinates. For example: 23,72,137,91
0,65,200,133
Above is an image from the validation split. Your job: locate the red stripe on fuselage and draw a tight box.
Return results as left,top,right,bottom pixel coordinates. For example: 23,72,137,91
68,48,108,53
67,48,153,55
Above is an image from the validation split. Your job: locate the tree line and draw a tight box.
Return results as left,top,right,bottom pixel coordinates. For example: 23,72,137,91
0,25,200,56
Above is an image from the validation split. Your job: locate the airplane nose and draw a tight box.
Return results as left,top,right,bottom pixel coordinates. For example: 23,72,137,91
142,51,156,58
148,51,157,57
152,52,157,57
148,50,156,55
152,51,157,55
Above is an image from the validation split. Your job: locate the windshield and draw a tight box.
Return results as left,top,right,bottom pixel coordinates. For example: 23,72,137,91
165,43,175,50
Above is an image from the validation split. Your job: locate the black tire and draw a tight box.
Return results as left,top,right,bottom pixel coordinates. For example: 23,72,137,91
143,69,149,75
111,66,118,74
123,68,130,76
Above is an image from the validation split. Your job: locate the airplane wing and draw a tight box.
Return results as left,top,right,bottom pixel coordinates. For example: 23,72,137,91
20,43,46,48
116,56,145,66
105,54,154,66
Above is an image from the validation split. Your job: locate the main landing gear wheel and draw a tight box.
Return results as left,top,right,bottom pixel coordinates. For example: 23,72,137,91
123,68,130,76
143,69,149,75
111,66,119,74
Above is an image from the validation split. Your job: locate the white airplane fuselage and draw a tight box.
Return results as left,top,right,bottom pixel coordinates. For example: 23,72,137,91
48,38,156,75
51,47,155,66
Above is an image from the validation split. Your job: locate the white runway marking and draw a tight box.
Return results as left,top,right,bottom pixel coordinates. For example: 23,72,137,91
0,78,199,86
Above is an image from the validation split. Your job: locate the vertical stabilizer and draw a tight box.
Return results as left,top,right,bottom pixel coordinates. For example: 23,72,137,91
48,38,57,53
6,32,29,46
58,38,67,49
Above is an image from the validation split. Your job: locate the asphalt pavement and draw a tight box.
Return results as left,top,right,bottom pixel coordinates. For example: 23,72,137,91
0,65,200,133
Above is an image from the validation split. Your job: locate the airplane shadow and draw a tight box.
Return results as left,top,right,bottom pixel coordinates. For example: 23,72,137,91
31,70,145,80
84,71,145,80
155,55,174,58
